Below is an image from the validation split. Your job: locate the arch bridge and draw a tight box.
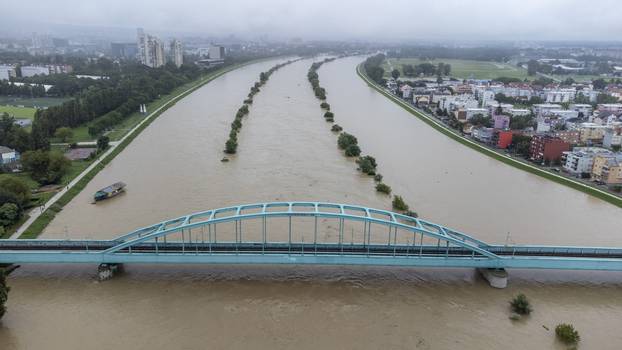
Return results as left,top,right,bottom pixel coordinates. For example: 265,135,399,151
1,202,622,281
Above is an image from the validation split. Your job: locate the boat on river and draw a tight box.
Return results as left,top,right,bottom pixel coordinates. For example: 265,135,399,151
93,182,126,202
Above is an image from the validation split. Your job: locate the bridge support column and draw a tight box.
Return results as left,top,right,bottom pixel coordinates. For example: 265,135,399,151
98,263,122,281
477,268,508,289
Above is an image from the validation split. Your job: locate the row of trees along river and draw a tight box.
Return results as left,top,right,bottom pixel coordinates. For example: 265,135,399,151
308,57,418,216
224,58,301,155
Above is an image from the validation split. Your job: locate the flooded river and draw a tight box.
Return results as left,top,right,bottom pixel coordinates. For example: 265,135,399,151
1,57,621,349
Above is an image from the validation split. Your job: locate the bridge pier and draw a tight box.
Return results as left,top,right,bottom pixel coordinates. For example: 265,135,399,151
477,268,508,289
98,263,122,281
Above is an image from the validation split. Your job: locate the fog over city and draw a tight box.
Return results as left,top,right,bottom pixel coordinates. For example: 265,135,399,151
2,0,621,41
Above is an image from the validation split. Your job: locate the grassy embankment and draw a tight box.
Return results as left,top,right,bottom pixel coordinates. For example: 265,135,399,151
18,59,272,239
357,63,622,208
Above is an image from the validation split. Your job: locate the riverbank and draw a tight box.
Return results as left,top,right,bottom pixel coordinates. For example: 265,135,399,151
14,58,275,239
356,63,622,209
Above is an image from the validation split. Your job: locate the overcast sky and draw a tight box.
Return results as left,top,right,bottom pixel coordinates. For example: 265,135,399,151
3,0,621,41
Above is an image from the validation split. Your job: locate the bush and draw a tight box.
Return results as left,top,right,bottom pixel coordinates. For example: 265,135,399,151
392,195,409,211
555,323,580,344
320,102,330,110
314,86,326,100
374,173,383,182
345,144,361,157
357,155,377,175
54,127,73,142
0,203,19,227
331,124,343,132
0,176,31,208
243,98,253,104
404,210,418,218
21,150,70,185
510,294,532,315
376,183,391,194
338,132,358,150
0,269,9,320
324,111,334,120
224,138,238,154
97,135,110,151
232,118,242,131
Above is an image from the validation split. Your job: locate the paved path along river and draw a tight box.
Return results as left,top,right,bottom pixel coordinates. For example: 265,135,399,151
1,57,621,349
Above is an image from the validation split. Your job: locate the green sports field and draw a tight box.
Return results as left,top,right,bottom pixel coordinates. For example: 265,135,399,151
383,58,531,80
0,96,70,108
0,105,37,119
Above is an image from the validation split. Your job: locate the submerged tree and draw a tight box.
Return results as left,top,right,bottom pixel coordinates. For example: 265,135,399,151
375,183,391,195
345,144,361,157
510,294,532,315
392,195,409,211
555,324,580,345
337,132,358,150
0,269,9,320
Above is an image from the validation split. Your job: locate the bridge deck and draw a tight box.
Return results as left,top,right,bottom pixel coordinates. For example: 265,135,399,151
2,201,621,271
1,241,622,270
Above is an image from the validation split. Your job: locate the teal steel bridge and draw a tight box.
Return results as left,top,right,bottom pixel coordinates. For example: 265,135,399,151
1,201,622,271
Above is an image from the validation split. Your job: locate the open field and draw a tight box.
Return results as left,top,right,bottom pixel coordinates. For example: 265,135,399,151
0,96,70,108
550,74,605,82
0,105,37,119
383,58,531,80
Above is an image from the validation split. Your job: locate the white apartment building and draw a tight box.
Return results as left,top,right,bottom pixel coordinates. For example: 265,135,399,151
544,88,576,103
550,109,579,120
563,147,612,176
137,28,165,68
0,65,16,81
571,104,593,117
400,85,412,99
439,95,478,111
170,39,183,68
509,108,531,116
533,104,563,116
576,89,599,103
209,45,225,60
603,128,622,148
20,65,50,77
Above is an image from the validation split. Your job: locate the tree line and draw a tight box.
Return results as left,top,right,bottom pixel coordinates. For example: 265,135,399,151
32,62,204,144
401,62,451,77
387,46,516,62
310,58,418,217
0,81,46,97
224,59,300,155
363,54,385,85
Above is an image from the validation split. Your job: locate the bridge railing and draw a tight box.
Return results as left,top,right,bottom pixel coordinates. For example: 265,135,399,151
99,202,500,260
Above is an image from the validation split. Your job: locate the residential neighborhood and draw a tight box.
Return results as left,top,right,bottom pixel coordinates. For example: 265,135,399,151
386,70,622,191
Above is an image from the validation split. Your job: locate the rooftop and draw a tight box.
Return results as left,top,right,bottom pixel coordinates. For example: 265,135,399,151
0,146,16,154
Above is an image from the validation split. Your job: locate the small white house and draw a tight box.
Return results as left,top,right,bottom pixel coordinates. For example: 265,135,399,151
400,85,413,99
0,146,19,165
